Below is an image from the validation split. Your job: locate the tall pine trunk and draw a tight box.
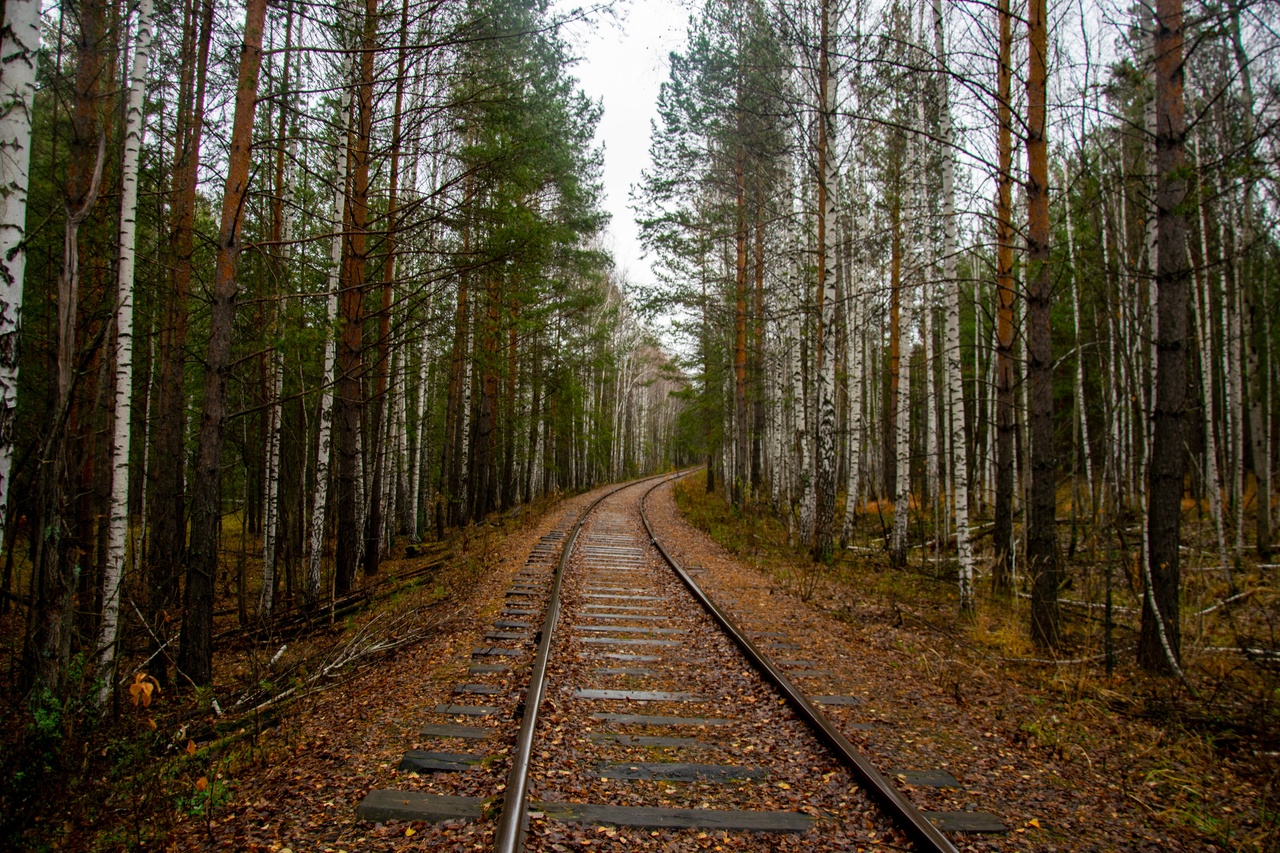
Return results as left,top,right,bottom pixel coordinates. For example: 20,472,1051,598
992,0,1016,595
1026,0,1059,647
179,0,270,685
148,0,212,684
365,0,409,574
1140,0,1189,674
335,0,378,594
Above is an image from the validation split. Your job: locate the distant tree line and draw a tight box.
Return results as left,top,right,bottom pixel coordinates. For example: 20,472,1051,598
0,0,686,707
637,0,1279,672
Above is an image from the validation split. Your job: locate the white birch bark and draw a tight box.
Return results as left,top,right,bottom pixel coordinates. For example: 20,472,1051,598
98,0,153,703
891,281,914,565
0,0,39,553
933,0,973,610
307,82,354,601
1226,214,1243,558
393,346,408,535
409,324,431,540
1116,183,1136,502
260,353,282,613
1062,165,1093,513
842,213,863,539
914,92,938,521
812,0,839,558
1194,141,1228,573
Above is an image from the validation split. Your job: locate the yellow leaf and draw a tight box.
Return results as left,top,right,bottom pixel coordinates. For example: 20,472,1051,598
186,740,197,757
1028,818,1041,829
196,776,209,792
404,828,416,837
776,782,791,790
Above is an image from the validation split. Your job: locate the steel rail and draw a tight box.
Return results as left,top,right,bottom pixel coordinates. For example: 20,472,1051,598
639,474,961,853
492,470,692,853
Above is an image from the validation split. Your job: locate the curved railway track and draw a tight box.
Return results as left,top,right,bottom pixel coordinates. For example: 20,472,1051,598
357,472,991,851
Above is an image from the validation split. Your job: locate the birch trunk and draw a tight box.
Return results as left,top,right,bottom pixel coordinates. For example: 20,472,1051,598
99,0,154,703
842,202,863,541
410,321,431,540
0,0,39,552
933,0,974,613
1194,142,1228,574
891,273,913,568
1229,3,1269,558
813,0,838,562
307,82,354,603
1063,166,1093,516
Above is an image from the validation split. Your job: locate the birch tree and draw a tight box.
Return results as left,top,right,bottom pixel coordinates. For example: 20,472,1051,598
0,0,40,555
813,0,839,562
933,0,973,613
99,0,156,702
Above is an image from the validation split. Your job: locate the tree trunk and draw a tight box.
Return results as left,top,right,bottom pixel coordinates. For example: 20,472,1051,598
1227,2,1268,560
1026,0,1059,648
813,0,838,563
751,192,766,497
1193,140,1228,573
335,0,377,594
365,0,409,574
888,163,908,568
992,0,1016,595
1140,0,1189,674
148,0,213,685
443,171,473,524
733,155,748,508
260,0,294,618
308,83,353,602
933,0,974,613
0,0,41,555
179,0,269,685
99,0,154,703
29,0,107,694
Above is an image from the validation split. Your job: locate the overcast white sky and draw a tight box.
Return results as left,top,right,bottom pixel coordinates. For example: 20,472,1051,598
564,1,694,296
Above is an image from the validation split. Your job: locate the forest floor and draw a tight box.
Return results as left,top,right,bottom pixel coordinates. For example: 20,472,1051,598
654,479,1278,852
7,477,1274,851
158,481,1280,852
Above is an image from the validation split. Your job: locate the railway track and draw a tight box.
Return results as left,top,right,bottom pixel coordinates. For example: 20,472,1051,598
357,473,998,851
